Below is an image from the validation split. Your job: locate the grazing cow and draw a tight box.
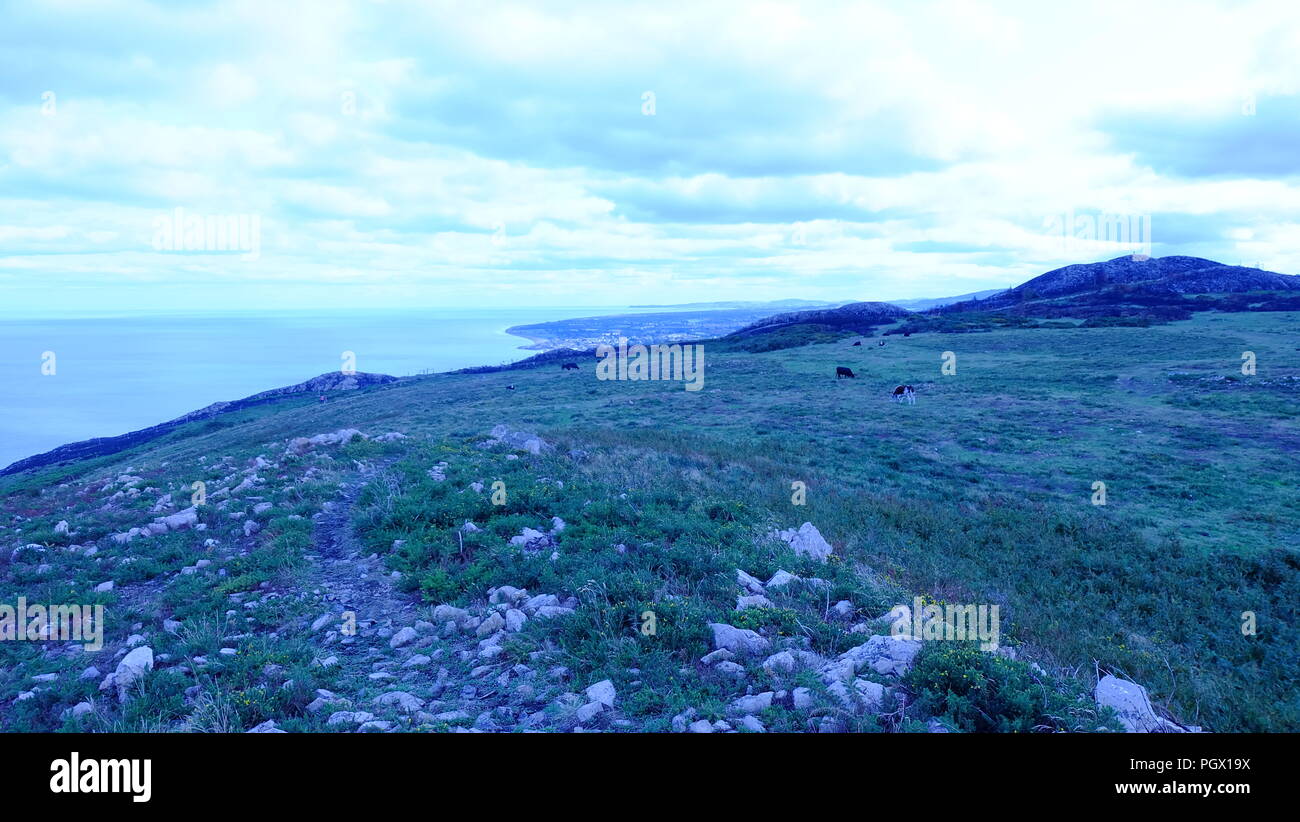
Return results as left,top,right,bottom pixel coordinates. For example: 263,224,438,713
836,366,855,379
903,331,912,337
852,341,861,346
891,384,916,404
506,384,516,391
561,362,579,370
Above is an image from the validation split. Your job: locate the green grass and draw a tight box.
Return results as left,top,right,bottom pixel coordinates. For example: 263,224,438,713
2,310,1296,731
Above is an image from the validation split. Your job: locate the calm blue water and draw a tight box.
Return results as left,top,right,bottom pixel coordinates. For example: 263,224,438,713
0,308,622,470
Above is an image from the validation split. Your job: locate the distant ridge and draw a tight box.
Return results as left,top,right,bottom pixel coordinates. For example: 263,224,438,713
732,301,912,336
886,288,1005,311
0,371,398,476
629,299,837,310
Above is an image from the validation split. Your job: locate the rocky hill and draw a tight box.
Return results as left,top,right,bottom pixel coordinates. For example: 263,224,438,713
733,301,913,336
945,255,1300,314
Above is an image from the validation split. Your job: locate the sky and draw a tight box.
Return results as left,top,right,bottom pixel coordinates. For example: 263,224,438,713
2,0,1299,313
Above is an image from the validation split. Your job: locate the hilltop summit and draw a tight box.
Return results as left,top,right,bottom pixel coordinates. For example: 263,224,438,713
954,255,1299,312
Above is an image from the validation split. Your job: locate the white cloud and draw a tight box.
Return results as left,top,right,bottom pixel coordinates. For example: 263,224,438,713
1,0,1299,312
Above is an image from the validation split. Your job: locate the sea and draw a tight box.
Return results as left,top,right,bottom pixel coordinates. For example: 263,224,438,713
0,308,634,471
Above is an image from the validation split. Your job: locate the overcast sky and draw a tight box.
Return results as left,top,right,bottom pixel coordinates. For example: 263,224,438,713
2,0,1298,313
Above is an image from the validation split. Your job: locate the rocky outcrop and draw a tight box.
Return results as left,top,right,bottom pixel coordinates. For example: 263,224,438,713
1094,674,1195,733
769,522,834,562
481,425,554,455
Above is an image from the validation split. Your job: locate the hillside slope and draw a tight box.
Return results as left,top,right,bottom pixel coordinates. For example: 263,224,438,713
1,372,399,477
2,312,1297,733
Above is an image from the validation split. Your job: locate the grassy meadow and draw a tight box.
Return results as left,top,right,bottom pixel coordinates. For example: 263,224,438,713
1,310,1296,732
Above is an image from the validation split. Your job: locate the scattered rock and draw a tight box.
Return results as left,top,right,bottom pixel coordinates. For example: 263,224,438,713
709,622,771,656
770,522,834,562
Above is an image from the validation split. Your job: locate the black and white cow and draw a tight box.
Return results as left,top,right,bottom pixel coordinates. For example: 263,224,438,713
891,384,916,404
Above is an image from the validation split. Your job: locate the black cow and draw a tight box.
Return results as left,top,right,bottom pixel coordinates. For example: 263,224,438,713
836,366,855,379
852,341,861,346
561,362,579,370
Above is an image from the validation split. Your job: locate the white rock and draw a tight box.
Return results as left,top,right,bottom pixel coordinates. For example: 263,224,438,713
584,679,617,707
854,679,886,712
762,651,797,674
709,622,771,656
771,522,834,562
158,507,199,531
389,626,418,648
792,687,814,710
1095,674,1184,733
714,661,746,678
112,646,154,702
838,635,923,677
700,648,735,665
247,719,286,733
476,612,505,636
738,715,766,733
576,701,604,724
489,585,528,605
765,570,800,588
373,691,425,713
730,692,773,714
533,606,575,619
736,568,766,594
504,609,528,632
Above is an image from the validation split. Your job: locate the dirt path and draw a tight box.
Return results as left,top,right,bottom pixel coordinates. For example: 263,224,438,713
304,462,415,628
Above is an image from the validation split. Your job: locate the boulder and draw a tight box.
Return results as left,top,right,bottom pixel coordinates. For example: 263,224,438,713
709,622,771,656
389,626,418,649
1095,675,1185,733
729,692,773,714
584,679,617,707
770,522,834,562
111,646,154,702
736,569,766,594
373,691,425,713
838,635,922,677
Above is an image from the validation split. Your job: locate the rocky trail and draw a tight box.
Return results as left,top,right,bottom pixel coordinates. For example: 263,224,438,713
274,460,588,733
